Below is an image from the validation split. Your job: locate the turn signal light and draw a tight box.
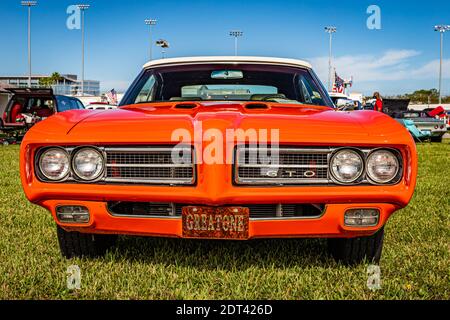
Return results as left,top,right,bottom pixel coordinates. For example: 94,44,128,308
344,208,379,227
56,206,90,223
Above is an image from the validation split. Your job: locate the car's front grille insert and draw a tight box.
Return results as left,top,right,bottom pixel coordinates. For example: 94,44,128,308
104,146,195,185
235,146,330,185
238,167,329,179
245,204,324,218
108,202,325,219
108,202,176,217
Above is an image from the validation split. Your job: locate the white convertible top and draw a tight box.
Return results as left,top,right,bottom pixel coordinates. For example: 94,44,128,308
142,56,312,69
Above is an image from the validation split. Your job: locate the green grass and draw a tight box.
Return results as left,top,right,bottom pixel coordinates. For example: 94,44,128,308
0,142,449,299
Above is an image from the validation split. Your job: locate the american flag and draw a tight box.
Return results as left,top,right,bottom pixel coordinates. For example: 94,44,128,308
106,89,118,105
332,72,345,93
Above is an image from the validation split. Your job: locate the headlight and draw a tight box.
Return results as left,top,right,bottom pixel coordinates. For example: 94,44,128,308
366,150,399,184
330,149,364,183
72,147,105,181
38,148,70,181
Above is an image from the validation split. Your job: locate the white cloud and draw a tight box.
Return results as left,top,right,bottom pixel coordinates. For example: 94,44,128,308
410,59,450,78
309,49,449,84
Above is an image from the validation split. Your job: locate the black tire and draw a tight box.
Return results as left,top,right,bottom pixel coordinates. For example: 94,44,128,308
327,227,384,265
57,226,117,258
430,136,443,143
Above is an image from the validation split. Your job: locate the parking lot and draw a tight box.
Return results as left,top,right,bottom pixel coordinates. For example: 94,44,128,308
0,141,448,299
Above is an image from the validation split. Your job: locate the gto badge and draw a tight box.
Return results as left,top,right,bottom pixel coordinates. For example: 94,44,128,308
303,170,316,178
284,170,296,177
261,169,279,177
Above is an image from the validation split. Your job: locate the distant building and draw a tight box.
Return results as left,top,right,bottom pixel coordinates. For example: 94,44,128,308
0,74,100,96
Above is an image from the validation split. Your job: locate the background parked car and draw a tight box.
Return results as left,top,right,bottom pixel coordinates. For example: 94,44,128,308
85,102,117,110
363,99,375,110
383,99,446,142
422,107,450,132
329,92,361,110
447,111,450,131
0,88,84,132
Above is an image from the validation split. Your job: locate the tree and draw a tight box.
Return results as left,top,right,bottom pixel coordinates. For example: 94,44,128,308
50,72,62,84
38,77,53,88
394,89,449,104
38,72,62,88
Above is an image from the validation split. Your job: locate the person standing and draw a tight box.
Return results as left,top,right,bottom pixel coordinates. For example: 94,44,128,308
373,92,383,112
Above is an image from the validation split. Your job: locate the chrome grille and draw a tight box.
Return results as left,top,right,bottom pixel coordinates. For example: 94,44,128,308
108,202,176,217
108,152,174,165
238,167,329,179
235,146,330,185
107,202,324,219
104,146,195,185
175,204,323,218
245,204,324,218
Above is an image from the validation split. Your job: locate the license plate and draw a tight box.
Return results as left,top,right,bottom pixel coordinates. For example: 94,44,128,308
182,206,249,239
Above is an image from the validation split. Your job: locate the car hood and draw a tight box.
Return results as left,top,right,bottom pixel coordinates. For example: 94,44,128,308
27,101,411,145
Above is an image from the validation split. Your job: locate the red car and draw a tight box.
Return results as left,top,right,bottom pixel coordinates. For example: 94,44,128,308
1,88,84,132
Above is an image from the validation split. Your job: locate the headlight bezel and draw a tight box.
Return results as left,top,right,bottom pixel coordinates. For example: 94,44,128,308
71,146,106,182
365,148,401,184
35,146,106,183
36,147,71,182
329,148,365,184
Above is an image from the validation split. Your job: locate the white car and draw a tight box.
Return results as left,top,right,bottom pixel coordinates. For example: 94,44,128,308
329,92,360,110
85,103,117,110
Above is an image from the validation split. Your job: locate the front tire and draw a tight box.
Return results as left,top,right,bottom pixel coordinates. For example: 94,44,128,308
327,228,384,265
57,226,117,258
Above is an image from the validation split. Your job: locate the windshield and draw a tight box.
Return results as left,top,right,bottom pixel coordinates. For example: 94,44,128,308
56,96,85,112
121,63,333,107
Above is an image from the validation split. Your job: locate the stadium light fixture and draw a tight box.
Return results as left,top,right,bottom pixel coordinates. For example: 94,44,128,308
145,19,157,61
156,39,169,59
434,24,450,104
229,30,243,56
77,4,90,96
325,26,337,92
21,1,38,88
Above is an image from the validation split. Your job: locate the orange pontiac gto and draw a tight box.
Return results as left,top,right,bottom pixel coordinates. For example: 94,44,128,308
20,57,417,264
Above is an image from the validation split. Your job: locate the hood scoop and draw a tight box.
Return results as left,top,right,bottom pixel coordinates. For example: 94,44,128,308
173,103,199,109
244,103,270,110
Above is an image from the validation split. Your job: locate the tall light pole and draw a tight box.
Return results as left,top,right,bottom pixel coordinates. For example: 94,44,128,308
325,26,337,92
21,1,37,88
229,30,243,56
156,39,169,59
144,19,157,61
434,25,450,104
77,4,90,96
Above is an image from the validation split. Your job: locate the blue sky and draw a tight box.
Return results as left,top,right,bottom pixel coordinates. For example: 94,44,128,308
0,0,449,95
